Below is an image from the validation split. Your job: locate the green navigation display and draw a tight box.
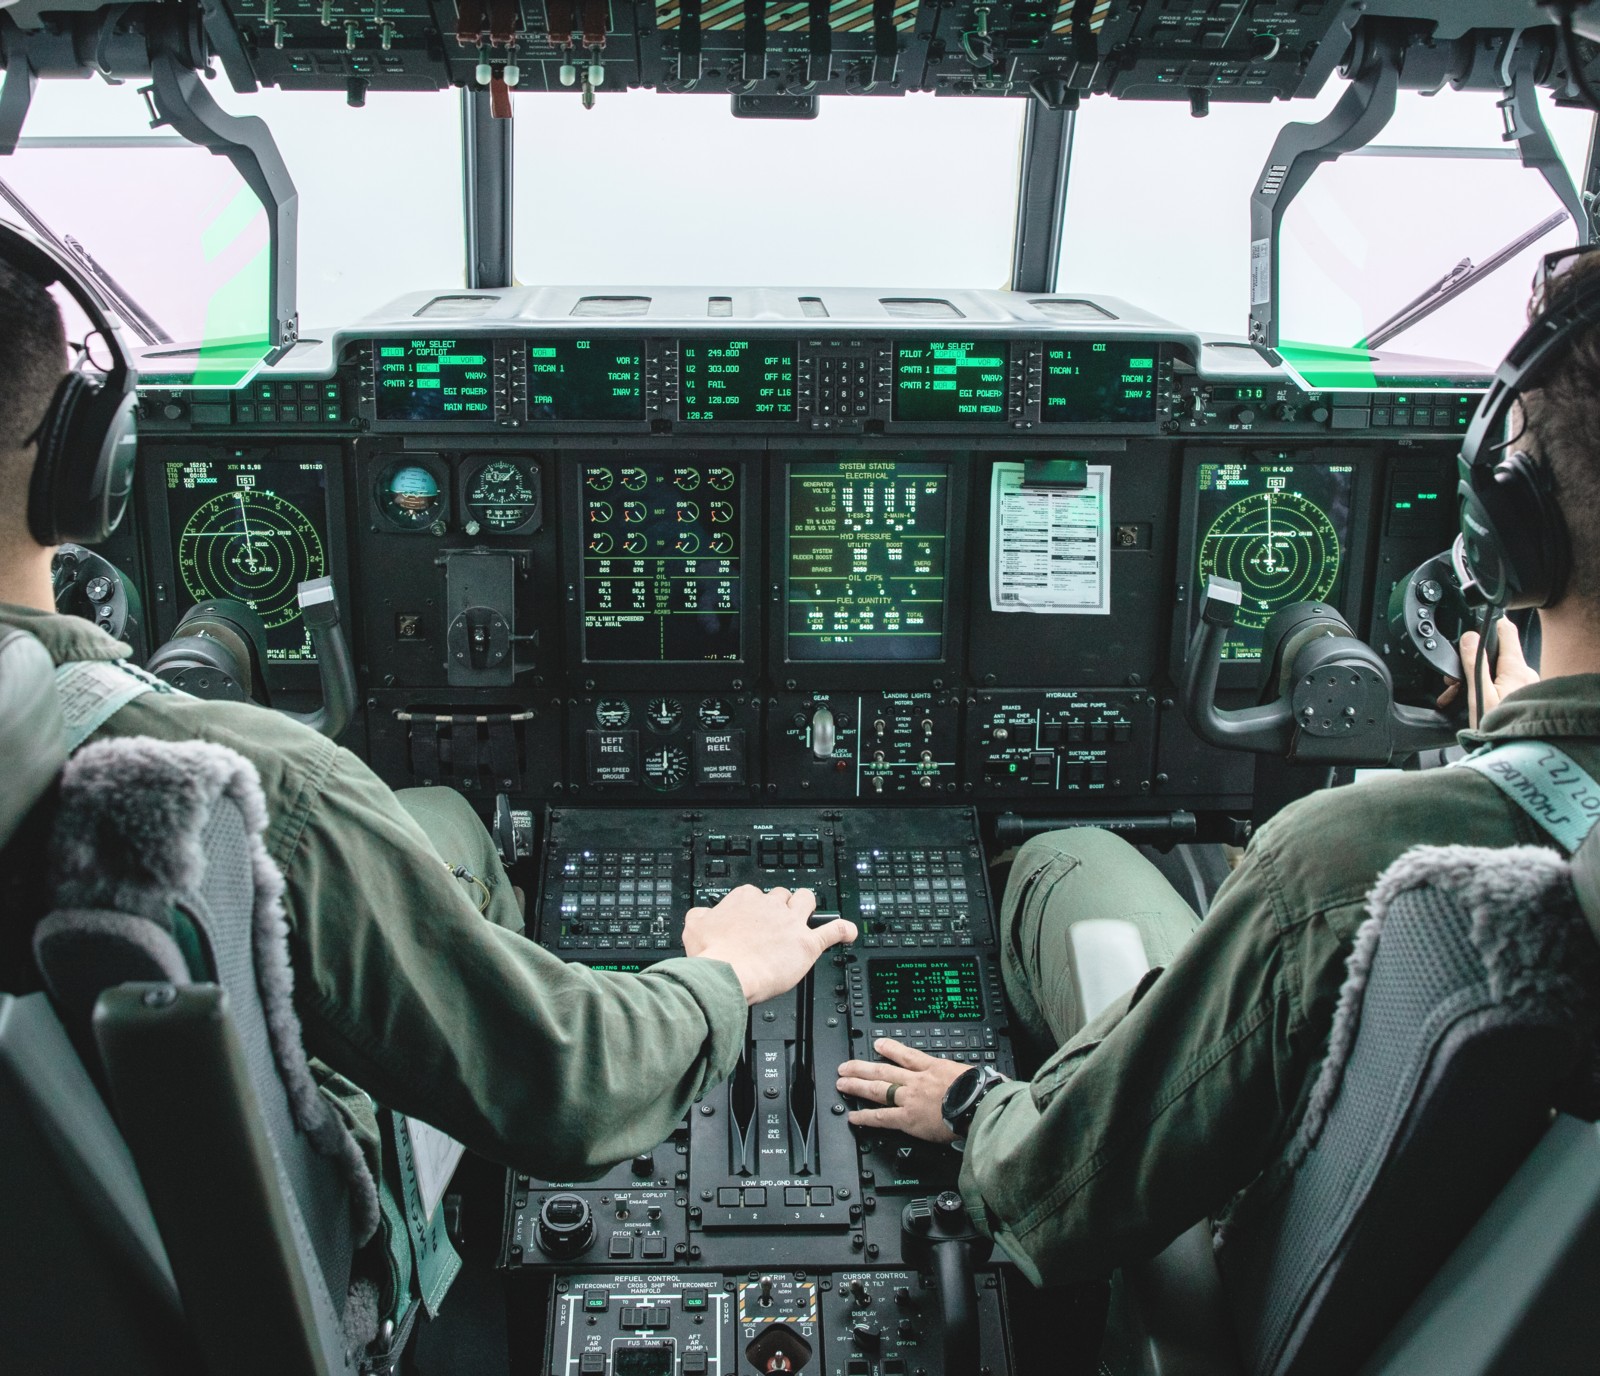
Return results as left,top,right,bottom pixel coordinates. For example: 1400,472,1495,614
1195,462,1355,662
374,338,495,421
165,457,328,663
1043,342,1158,423
581,459,742,663
528,338,644,421
680,339,795,420
868,957,984,1023
893,340,1007,421
787,460,949,662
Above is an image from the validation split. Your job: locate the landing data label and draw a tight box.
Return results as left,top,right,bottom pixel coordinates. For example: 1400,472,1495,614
786,460,949,662
528,338,645,421
374,339,495,421
581,459,742,663
1195,461,1354,662
165,457,329,662
868,958,984,1022
893,341,1007,422
680,340,795,421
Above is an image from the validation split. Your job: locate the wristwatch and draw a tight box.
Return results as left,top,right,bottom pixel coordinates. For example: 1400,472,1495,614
941,1064,1009,1139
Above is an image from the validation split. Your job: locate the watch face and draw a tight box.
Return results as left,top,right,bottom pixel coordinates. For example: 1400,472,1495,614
943,1064,1005,1136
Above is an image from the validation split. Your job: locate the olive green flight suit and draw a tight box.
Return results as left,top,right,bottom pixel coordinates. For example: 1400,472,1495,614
0,605,749,1183
960,674,1600,1286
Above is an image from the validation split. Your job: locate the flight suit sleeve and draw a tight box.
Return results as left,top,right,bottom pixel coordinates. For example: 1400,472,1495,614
957,836,1327,1286
272,748,750,1180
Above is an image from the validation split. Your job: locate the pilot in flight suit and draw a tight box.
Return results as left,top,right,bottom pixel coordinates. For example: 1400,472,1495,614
839,253,1600,1288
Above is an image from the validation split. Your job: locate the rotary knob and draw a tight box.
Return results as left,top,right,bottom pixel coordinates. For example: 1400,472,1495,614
535,1193,594,1258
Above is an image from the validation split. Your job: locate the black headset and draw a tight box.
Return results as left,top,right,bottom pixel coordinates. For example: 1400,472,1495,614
0,220,140,547
1455,246,1600,610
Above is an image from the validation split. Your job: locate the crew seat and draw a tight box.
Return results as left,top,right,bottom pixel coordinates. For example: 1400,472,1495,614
1100,832,1600,1376
0,626,402,1375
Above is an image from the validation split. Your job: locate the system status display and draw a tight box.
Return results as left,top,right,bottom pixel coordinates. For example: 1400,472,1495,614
787,460,949,662
680,339,795,420
893,340,1008,421
581,459,742,663
868,958,984,1023
528,338,645,421
374,339,495,421
1042,342,1159,423
1195,461,1355,662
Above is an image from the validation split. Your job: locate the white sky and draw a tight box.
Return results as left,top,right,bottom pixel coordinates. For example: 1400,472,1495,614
7,75,1594,367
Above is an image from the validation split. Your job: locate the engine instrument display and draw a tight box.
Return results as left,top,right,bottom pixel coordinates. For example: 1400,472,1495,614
580,460,743,663
165,456,328,662
1042,342,1159,423
374,339,495,421
786,460,949,662
1195,461,1355,662
680,339,795,421
893,341,1007,422
463,456,541,534
528,338,645,421
867,957,984,1022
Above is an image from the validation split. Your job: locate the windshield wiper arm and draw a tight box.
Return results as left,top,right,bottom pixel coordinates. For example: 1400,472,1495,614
1358,209,1569,352
0,173,172,347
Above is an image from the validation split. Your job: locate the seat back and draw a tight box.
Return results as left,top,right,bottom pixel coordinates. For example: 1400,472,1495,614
35,735,381,1376
1215,841,1600,1376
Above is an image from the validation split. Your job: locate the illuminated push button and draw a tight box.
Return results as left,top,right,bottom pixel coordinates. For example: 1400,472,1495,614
579,1354,606,1375
718,1188,741,1207
641,1236,668,1259
683,1293,708,1312
586,730,640,786
682,1353,709,1375
693,729,746,786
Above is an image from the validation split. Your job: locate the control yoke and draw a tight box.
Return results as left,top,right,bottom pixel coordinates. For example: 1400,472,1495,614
902,1191,987,1375
146,576,357,740
1181,576,1456,766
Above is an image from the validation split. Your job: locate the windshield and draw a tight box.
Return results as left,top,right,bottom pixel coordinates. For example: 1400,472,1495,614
7,77,465,351
1062,85,1595,371
510,91,1025,288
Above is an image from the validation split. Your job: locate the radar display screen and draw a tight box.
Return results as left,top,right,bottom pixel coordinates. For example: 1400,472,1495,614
868,958,984,1022
1042,342,1158,423
528,338,644,421
581,459,742,663
680,339,795,420
165,457,329,663
374,339,495,421
893,341,1008,422
1195,462,1356,662
786,460,949,662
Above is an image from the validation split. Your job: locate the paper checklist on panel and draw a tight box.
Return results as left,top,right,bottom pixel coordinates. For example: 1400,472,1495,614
988,461,1111,615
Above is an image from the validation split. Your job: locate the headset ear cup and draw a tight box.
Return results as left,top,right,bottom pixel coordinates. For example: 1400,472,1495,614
1458,451,1570,610
25,372,91,547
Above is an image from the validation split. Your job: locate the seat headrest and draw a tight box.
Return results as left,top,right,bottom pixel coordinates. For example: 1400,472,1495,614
1573,826,1600,950
0,629,67,850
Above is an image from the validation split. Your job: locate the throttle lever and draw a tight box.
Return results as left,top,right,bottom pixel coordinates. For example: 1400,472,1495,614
902,1191,988,1375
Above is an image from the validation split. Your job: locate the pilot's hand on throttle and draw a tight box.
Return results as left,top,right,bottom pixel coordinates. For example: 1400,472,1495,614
1443,620,1539,724
837,1038,970,1145
683,885,857,1006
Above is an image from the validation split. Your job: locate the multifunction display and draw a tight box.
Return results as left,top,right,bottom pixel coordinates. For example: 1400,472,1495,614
680,339,795,420
374,339,494,421
580,459,742,663
893,341,1007,422
528,338,644,421
1043,341,1159,423
164,456,329,662
868,957,984,1022
1195,461,1356,662
786,460,949,662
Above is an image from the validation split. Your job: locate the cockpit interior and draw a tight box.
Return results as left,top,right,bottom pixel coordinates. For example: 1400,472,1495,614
5,0,1600,1372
